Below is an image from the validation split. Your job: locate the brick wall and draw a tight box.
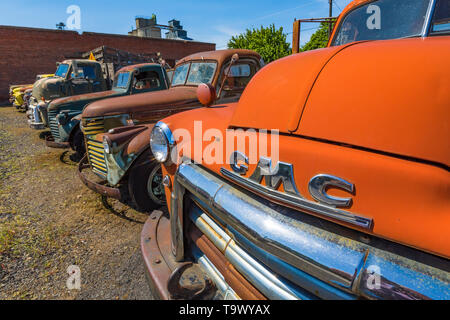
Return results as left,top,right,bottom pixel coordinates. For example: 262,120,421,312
0,25,215,103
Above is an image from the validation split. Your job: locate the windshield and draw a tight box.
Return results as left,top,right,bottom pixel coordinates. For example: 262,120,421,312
55,64,69,78
332,0,431,46
113,72,130,89
171,61,217,86
186,62,217,85
76,65,97,80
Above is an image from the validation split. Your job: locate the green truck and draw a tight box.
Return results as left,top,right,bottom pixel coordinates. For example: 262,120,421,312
27,59,108,130
45,62,170,159
26,46,162,132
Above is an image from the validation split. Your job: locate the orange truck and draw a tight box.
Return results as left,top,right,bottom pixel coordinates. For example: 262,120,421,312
144,0,450,299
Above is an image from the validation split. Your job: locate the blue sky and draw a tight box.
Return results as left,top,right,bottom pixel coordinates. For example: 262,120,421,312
0,0,352,48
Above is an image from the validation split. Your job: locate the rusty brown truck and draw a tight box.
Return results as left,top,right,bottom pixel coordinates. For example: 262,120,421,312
78,49,264,211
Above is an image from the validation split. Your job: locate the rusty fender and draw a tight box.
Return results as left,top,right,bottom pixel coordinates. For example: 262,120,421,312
77,155,121,199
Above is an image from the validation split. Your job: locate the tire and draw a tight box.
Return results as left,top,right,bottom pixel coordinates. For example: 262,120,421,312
70,127,86,162
128,152,165,212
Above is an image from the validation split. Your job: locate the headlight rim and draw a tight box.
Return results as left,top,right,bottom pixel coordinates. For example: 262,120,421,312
103,136,112,154
150,121,175,163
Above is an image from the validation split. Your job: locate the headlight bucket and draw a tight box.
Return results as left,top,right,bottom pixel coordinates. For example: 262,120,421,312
150,122,175,163
56,111,69,125
103,136,112,154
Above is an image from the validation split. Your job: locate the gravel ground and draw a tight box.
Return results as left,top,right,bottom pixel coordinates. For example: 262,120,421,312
0,106,154,300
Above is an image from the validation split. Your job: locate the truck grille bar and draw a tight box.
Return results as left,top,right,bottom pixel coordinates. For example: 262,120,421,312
82,117,104,135
48,109,60,140
86,139,107,177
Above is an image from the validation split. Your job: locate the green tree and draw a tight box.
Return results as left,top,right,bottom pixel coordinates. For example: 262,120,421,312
301,21,335,52
227,24,291,63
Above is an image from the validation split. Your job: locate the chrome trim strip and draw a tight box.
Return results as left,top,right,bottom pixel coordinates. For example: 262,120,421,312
422,0,437,37
190,207,310,300
170,172,185,261
221,168,373,229
191,246,240,300
174,162,450,300
229,227,356,300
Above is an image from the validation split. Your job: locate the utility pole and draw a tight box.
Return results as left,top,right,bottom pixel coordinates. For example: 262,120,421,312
328,0,333,38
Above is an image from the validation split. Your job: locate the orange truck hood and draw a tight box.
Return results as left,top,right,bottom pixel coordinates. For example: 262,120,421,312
161,38,450,258
230,37,450,168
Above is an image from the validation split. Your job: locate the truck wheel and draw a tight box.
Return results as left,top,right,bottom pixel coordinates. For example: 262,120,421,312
70,128,86,162
128,154,165,212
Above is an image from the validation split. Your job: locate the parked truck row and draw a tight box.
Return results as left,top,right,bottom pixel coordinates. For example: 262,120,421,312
9,0,450,300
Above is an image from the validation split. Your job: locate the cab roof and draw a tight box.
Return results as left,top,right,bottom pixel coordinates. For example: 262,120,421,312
175,49,261,67
61,59,101,65
116,63,161,73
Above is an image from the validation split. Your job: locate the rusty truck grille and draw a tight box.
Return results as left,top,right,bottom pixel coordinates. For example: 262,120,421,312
48,109,60,140
86,139,107,177
82,117,104,135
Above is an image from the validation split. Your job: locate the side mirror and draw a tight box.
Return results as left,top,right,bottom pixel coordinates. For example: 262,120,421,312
197,83,216,107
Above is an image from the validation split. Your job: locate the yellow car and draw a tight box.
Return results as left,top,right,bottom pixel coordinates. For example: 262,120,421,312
11,74,54,109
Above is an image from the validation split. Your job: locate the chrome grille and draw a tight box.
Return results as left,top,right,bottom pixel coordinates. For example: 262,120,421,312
48,109,60,140
82,117,104,135
86,139,107,177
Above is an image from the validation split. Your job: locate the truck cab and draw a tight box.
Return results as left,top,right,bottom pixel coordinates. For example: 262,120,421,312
44,63,168,159
145,0,450,300
78,49,263,212
27,59,107,130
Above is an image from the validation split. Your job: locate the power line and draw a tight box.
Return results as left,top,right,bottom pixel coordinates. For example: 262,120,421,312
333,1,343,11
286,26,320,35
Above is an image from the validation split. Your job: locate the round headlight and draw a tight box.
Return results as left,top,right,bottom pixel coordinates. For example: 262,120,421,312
103,136,111,154
150,126,169,162
150,122,174,163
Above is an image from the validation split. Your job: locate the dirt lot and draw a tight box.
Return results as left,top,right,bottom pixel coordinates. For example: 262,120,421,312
0,106,154,300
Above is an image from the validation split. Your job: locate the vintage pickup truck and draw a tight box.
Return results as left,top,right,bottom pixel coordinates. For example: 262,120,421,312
144,0,450,300
78,49,263,212
44,63,169,159
27,59,108,130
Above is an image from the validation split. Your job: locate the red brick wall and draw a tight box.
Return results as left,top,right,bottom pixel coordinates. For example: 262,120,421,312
0,25,215,103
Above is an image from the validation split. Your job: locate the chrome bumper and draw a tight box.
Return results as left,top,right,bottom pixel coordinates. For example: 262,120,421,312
170,162,450,300
27,102,48,130
141,210,239,300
